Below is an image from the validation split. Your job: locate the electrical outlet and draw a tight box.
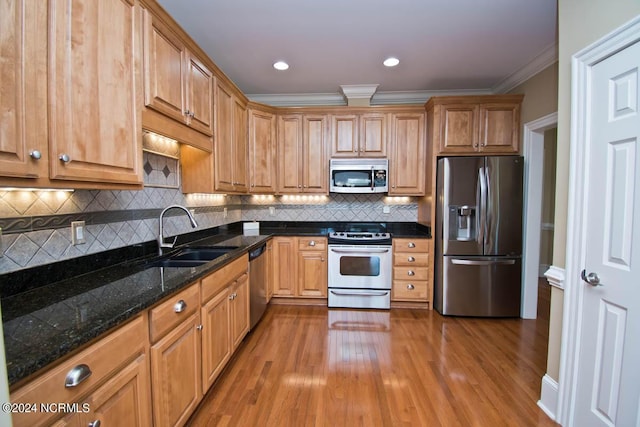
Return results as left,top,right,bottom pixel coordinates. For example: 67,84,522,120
71,221,86,245
269,207,275,216
223,207,228,218
382,206,391,214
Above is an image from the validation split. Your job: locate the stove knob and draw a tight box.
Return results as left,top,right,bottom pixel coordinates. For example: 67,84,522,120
375,233,380,236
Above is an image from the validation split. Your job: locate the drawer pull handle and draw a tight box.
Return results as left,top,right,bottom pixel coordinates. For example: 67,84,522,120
407,284,415,290
408,242,416,248
407,270,415,276
407,256,415,262
65,364,92,388
174,300,187,313
88,420,101,427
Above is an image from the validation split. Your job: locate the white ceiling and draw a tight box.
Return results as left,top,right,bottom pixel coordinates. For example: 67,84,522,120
157,0,558,105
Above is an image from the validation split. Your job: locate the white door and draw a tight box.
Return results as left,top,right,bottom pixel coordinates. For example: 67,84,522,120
572,40,640,426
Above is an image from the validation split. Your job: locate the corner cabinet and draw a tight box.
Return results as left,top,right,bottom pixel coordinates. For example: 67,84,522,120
277,115,328,194
426,95,524,155
214,80,248,193
388,112,426,196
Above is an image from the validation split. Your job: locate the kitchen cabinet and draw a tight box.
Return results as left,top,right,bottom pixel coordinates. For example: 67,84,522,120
388,112,426,195
277,114,328,194
10,316,150,427
214,80,248,193
392,238,431,303
272,236,327,299
426,95,523,155
249,107,277,193
200,254,249,392
142,8,213,151
149,284,202,427
330,113,387,158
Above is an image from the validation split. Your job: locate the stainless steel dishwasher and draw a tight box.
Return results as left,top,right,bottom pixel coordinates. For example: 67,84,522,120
249,243,268,329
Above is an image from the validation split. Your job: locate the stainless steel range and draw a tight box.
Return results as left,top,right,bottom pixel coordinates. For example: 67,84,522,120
327,230,392,309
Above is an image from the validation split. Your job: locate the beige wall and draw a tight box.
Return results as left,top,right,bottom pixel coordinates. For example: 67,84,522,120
509,62,558,126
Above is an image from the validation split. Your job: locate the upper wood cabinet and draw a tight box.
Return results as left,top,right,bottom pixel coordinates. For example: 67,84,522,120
330,113,386,158
277,114,328,194
388,112,426,196
142,8,213,151
426,95,524,155
214,80,248,193
248,107,277,193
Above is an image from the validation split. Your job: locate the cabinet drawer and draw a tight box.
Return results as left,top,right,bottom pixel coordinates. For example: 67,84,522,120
11,316,146,427
393,266,429,281
394,252,429,266
298,237,327,251
201,254,248,303
150,284,199,342
393,238,429,253
393,280,429,301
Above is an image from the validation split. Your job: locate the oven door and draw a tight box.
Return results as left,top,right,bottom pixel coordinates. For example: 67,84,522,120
328,245,392,290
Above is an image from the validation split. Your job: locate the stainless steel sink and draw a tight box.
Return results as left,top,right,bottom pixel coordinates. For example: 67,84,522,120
146,246,238,268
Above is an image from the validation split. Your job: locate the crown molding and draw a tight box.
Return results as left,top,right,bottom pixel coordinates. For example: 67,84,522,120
492,42,559,94
247,88,494,107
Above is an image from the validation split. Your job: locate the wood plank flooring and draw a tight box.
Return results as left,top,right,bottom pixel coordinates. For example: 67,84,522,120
189,283,556,426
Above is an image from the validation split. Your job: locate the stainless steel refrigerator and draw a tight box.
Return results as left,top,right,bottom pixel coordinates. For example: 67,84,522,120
434,156,523,317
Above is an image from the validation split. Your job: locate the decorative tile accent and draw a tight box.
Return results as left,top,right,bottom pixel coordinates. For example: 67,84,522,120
142,152,179,189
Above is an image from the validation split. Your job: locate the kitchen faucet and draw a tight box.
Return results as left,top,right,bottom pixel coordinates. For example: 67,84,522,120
157,205,198,254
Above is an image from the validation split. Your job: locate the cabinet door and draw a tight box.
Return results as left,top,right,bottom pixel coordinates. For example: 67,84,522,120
360,113,387,157
277,115,303,193
297,250,327,298
302,115,328,193
478,103,520,153
0,0,48,179
201,289,231,392
249,109,277,193
389,112,426,195
272,237,297,296
232,98,248,192
439,104,479,154
266,240,274,301
214,81,235,192
49,0,142,184
230,274,250,350
150,312,202,427
185,53,213,136
143,10,185,124
330,115,358,157
80,354,152,427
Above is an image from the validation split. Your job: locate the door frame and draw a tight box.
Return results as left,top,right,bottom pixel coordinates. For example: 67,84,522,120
522,112,558,319
558,15,640,426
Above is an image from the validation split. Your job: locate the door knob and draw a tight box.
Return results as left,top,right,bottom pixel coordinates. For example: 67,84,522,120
581,269,602,287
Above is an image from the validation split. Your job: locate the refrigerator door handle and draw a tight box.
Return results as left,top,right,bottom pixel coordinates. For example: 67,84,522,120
451,258,516,266
478,167,487,247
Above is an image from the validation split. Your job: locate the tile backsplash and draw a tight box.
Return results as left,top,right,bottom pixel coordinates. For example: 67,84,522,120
0,173,416,275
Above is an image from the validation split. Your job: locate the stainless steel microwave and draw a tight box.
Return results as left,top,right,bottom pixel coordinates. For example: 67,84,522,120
329,158,388,193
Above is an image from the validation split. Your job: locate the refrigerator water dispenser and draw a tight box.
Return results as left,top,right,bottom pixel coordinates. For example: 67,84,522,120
448,205,476,241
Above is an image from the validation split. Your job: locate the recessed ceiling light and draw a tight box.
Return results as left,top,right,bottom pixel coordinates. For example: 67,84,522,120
273,61,289,71
383,57,400,67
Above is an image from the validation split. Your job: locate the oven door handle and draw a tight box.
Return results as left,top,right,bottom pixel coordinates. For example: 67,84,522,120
330,290,390,297
329,248,390,254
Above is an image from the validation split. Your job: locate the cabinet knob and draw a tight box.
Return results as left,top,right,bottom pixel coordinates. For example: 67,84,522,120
303,185,307,188
473,143,479,148
408,242,416,248
30,150,42,160
196,324,203,331
251,184,255,187
321,257,325,262
407,283,415,290
185,109,190,116
174,300,187,313
88,420,101,427
309,240,316,246
298,185,302,188
391,185,396,189
59,153,71,163
65,364,92,388
407,270,415,276
407,256,415,262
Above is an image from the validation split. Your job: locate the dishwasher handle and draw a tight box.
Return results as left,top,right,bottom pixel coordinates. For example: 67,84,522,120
249,243,267,261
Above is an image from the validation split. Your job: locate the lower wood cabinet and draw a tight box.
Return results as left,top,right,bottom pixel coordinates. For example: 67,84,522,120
201,288,231,392
392,238,431,304
272,236,327,299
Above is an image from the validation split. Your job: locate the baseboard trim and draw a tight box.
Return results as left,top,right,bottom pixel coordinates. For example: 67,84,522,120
537,374,559,421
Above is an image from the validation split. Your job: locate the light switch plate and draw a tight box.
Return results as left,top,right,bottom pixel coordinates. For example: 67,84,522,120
71,221,86,245
269,207,275,216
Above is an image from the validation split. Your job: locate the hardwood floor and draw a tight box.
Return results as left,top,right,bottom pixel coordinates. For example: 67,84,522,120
189,288,557,426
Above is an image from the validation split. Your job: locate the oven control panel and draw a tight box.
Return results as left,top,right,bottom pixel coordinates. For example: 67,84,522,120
328,231,392,245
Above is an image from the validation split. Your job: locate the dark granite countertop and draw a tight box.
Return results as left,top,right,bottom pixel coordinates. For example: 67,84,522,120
1,221,430,386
